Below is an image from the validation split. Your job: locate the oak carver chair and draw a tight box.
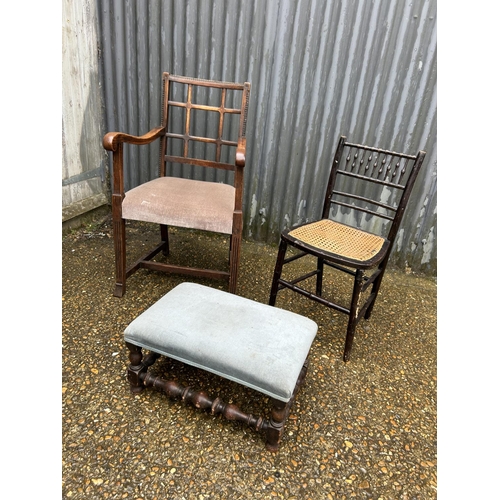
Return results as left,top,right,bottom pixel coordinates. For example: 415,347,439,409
103,73,251,297
269,135,426,362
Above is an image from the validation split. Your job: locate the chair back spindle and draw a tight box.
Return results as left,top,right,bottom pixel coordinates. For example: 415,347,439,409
322,136,425,242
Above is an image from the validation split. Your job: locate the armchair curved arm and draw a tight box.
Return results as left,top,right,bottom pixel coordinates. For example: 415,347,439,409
103,126,165,152
235,139,246,168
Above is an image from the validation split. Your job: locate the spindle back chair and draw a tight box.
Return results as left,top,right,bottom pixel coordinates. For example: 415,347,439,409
269,135,426,361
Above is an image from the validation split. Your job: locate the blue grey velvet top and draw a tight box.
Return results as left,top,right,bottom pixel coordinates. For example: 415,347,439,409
124,282,318,402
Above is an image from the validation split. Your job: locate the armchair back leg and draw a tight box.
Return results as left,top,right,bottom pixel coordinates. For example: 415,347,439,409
160,224,169,257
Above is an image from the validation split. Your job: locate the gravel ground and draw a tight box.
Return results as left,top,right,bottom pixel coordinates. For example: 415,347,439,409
62,213,437,499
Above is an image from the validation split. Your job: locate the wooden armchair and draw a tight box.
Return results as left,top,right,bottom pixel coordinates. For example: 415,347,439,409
103,73,251,297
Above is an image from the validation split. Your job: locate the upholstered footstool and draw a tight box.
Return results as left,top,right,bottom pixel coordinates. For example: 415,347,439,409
124,282,318,451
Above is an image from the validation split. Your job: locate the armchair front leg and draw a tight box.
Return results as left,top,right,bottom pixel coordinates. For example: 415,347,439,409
103,126,165,298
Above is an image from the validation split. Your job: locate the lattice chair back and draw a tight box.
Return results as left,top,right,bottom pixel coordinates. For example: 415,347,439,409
160,74,250,182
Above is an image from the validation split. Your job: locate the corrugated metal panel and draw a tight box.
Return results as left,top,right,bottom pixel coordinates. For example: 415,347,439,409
97,0,437,274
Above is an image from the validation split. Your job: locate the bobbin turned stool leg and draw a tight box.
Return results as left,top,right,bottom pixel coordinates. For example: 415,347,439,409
126,342,161,394
126,342,146,394
265,360,309,452
265,399,287,452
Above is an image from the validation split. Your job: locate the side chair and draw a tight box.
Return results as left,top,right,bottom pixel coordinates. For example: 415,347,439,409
269,135,426,361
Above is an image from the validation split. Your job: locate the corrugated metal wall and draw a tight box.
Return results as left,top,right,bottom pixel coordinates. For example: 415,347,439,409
97,0,437,274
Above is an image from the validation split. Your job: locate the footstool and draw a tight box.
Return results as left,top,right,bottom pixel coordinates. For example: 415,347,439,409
124,282,318,451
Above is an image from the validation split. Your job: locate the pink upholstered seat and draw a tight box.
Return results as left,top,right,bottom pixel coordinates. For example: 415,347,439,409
123,177,235,234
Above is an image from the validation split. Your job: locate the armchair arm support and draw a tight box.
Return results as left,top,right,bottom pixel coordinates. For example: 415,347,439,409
235,139,246,168
103,126,165,152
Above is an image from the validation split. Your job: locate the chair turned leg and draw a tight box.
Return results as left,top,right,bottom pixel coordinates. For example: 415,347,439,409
343,317,357,362
269,238,288,306
316,257,324,296
160,224,170,256
343,269,364,362
113,216,127,298
364,264,387,320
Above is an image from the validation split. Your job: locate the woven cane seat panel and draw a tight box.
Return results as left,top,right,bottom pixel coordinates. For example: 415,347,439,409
288,219,385,262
